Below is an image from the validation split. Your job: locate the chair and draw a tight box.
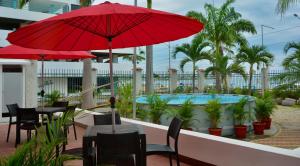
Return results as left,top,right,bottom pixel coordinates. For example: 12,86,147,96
16,108,40,146
6,103,19,142
93,112,121,125
96,132,143,166
146,117,183,166
63,105,77,140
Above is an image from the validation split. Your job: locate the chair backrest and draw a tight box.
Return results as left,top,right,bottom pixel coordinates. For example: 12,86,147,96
6,103,19,117
52,101,69,108
167,117,183,150
16,108,39,124
93,113,121,125
96,132,141,166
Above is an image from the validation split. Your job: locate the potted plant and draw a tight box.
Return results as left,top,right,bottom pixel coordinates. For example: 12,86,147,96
146,94,169,124
166,99,197,130
204,99,222,136
229,97,249,139
254,92,276,132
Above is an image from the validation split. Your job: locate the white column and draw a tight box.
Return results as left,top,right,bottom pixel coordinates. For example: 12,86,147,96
197,69,206,93
169,68,177,93
135,68,143,94
24,61,38,108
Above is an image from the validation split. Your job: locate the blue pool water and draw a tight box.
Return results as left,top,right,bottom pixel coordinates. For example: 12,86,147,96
136,94,253,105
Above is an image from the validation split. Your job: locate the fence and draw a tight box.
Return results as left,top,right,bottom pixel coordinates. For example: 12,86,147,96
38,69,289,104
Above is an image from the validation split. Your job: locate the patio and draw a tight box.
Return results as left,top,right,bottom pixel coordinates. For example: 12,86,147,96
0,122,193,166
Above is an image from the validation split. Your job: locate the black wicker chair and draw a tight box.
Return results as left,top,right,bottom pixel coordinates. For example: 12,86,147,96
96,132,143,166
146,117,183,166
16,108,40,147
63,105,77,140
6,103,19,142
93,112,121,125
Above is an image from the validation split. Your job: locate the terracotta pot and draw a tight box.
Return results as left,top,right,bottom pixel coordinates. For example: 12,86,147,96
184,127,193,131
261,117,272,129
234,125,247,139
208,128,222,136
253,122,265,135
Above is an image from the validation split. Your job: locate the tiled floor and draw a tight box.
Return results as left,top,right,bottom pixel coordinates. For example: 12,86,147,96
0,124,191,166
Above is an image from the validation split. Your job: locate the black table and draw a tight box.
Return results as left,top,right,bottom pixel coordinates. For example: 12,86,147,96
83,124,146,166
15,107,67,146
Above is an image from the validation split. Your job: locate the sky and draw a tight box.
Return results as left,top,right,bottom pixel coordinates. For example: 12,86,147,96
94,0,300,72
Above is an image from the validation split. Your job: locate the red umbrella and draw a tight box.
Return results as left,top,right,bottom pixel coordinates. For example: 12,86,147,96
0,45,95,106
7,1,204,130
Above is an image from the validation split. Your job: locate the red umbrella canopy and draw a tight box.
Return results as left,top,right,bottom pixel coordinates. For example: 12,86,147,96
0,45,95,60
7,1,204,51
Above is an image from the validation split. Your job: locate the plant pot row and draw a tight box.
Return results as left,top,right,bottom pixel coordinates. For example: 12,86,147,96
208,118,272,138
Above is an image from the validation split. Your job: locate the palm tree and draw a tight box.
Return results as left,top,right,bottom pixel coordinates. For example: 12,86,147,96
236,45,274,95
205,55,247,93
187,0,256,92
173,35,212,93
276,0,300,15
275,42,300,87
145,0,154,94
122,48,145,64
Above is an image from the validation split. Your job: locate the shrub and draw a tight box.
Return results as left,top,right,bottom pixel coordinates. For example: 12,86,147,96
45,90,61,106
146,94,169,124
116,84,132,117
255,91,276,120
228,97,249,125
166,99,197,129
204,99,222,128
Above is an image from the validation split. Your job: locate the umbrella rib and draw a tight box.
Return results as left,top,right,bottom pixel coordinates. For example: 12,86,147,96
51,16,89,50
10,21,66,47
113,14,152,38
63,17,108,39
69,16,100,50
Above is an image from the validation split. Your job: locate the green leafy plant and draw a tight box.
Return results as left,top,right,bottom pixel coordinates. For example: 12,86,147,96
116,84,133,118
146,94,169,124
0,111,80,166
204,99,222,128
45,90,62,106
255,92,277,120
166,99,197,129
229,98,249,125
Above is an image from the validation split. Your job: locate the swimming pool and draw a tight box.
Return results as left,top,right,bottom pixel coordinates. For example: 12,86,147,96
136,93,255,136
136,94,254,105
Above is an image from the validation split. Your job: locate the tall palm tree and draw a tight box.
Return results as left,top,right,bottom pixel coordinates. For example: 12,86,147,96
275,42,300,87
236,45,274,95
276,0,300,15
187,0,256,92
173,35,212,92
205,55,247,93
145,0,154,94
122,48,145,64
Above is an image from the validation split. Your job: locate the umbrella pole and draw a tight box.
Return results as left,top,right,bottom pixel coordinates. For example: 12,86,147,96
132,48,137,119
108,38,116,133
41,55,45,111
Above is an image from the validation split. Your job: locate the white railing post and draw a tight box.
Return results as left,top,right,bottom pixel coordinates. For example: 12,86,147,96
168,68,177,93
197,69,206,93
135,67,143,94
261,67,269,94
